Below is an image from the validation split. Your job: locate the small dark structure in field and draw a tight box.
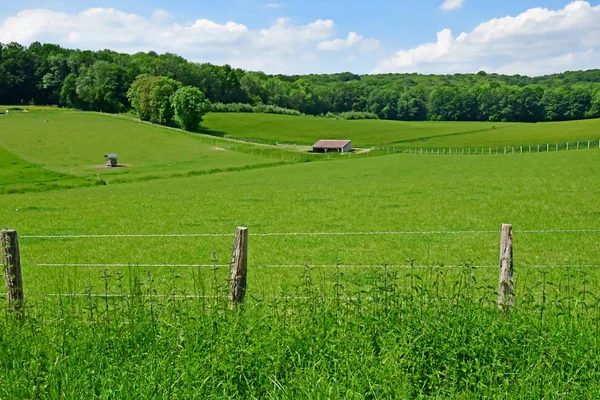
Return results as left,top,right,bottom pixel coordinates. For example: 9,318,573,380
312,140,352,153
104,154,118,167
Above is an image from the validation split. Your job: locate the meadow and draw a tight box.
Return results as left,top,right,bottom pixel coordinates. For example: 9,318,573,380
1,109,600,398
0,110,325,189
203,112,600,149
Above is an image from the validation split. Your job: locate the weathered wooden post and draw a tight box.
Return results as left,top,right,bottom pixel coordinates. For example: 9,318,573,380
231,227,248,305
1,229,24,312
498,224,514,312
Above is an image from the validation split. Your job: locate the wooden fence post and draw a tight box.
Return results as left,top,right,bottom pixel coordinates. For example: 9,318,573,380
231,227,248,304
1,229,24,312
498,224,514,312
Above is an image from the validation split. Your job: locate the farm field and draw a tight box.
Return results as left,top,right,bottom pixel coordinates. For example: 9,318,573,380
203,112,510,146
1,147,599,295
203,112,600,148
1,110,600,398
0,146,98,194
405,117,600,149
0,110,299,187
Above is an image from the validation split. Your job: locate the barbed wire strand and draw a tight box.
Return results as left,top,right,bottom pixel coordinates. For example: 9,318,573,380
19,229,600,239
27,263,600,269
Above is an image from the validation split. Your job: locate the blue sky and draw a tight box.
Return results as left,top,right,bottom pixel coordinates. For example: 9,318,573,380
1,0,599,75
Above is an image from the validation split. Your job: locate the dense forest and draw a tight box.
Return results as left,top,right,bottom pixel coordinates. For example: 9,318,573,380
1,41,600,123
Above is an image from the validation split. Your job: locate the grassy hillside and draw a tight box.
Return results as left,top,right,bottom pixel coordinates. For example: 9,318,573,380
0,147,98,194
402,118,600,148
0,110,283,184
203,112,600,148
203,112,507,146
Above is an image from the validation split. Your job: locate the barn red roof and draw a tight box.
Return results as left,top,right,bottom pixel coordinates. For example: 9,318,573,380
312,140,351,149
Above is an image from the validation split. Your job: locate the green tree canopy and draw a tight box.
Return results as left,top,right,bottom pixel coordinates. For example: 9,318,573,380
171,86,211,131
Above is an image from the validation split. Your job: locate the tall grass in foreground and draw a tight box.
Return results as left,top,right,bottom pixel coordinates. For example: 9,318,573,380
1,266,600,399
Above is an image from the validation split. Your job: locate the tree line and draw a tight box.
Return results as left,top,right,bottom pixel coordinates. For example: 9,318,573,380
1,41,600,123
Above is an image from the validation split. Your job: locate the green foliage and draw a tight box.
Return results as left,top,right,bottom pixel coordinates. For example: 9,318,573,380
2,42,600,122
324,111,379,120
171,86,211,131
128,75,182,125
126,74,154,121
74,61,126,112
254,103,302,116
587,92,600,118
211,102,255,113
59,73,79,108
151,77,181,126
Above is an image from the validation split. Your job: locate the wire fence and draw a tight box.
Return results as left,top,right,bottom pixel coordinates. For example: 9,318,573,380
4,225,600,309
374,139,600,156
19,228,600,239
24,263,600,269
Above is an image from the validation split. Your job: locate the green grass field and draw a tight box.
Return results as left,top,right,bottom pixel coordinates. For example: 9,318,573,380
0,110,266,178
0,146,98,194
203,112,600,148
1,109,600,398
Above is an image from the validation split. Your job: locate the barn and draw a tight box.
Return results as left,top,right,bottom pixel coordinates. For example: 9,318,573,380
312,140,352,153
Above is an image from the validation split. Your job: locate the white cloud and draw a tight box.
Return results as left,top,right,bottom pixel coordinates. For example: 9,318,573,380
317,32,380,52
264,3,283,8
374,1,600,75
440,0,465,12
0,8,354,73
151,9,172,22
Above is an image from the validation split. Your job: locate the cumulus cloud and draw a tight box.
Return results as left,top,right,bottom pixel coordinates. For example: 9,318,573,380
440,0,465,12
151,9,172,21
317,32,380,52
374,1,600,75
0,8,348,73
264,3,283,8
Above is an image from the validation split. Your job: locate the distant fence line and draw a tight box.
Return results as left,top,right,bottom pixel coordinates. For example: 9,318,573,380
374,139,600,156
3,224,600,315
